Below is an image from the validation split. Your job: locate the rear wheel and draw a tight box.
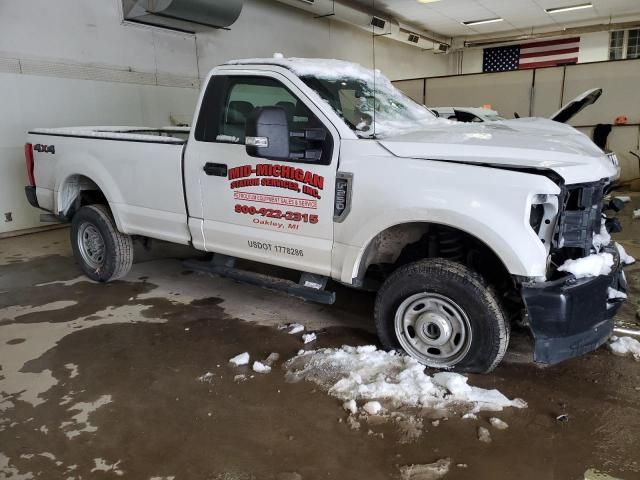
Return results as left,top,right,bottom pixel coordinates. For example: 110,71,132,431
374,258,509,373
70,204,133,282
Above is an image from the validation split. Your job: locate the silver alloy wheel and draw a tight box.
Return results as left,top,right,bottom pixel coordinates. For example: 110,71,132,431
77,222,106,270
394,292,472,367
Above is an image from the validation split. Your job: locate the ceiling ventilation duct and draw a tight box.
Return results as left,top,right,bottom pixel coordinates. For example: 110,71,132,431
273,0,448,51
123,0,244,32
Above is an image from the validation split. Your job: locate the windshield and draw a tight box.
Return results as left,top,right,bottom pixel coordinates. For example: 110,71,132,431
301,75,439,138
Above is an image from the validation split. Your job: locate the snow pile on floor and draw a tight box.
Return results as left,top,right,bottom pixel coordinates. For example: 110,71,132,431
197,372,215,384
558,252,614,278
609,336,640,360
263,352,280,365
287,324,305,334
302,332,317,344
252,361,271,374
477,426,492,443
489,417,509,430
229,352,250,366
615,243,636,265
399,458,451,480
362,401,383,415
284,346,526,414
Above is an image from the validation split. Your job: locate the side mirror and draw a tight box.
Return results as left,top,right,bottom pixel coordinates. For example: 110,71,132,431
245,107,290,160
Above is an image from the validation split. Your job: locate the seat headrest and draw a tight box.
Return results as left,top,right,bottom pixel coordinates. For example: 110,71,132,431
276,101,295,120
227,101,254,124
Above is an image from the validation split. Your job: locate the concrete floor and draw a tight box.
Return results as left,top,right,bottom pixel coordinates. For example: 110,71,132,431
1,194,639,480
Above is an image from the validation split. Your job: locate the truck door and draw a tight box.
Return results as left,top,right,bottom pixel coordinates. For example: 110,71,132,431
185,72,338,276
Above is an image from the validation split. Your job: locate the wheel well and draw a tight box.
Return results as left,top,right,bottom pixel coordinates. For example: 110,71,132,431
59,174,109,219
358,222,516,298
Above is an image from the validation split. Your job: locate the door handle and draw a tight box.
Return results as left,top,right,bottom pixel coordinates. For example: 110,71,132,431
203,162,228,176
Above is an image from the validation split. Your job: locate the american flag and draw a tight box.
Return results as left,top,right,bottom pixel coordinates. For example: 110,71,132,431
483,37,580,72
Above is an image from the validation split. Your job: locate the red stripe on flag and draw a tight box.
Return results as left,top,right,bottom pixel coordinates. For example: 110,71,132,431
519,58,578,69
520,37,580,49
519,47,580,59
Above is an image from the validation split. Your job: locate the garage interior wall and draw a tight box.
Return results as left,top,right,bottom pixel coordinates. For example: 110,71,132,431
393,58,640,181
195,0,452,81
457,32,611,74
0,0,451,235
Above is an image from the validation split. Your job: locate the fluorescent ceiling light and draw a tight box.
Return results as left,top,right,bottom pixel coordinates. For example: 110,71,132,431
462,18,503,26
417,0,441,3
545,3,592,13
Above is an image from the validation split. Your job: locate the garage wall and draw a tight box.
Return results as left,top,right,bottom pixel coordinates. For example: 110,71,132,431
458,32,610,74
0,0,201,235
393,58,640,181
0,0,453,235
195,0,452,81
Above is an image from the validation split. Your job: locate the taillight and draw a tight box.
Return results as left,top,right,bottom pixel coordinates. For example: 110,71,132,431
24,143,35,187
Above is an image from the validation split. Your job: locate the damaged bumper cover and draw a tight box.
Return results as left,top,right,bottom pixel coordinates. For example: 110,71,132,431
521,247,626,365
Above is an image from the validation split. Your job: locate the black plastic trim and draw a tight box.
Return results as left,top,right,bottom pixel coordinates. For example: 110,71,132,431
521,252,626,365
24,186,39,208
183,258,336,305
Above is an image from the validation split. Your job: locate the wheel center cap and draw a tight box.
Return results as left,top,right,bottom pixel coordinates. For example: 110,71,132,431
416,312,452,346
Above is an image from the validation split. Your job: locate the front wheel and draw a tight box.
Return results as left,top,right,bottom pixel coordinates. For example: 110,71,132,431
70,204,133,282
374,258,509,373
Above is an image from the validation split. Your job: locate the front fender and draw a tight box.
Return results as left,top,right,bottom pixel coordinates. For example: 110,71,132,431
332,149,561,284
336,208,548,285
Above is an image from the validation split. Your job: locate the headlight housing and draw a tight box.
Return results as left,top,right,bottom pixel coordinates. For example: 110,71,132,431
529,194,559,248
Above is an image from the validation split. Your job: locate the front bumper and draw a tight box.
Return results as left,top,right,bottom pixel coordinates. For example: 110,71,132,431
521,249,626,365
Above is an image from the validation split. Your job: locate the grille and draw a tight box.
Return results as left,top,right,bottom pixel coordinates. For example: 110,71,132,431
554,180,606,253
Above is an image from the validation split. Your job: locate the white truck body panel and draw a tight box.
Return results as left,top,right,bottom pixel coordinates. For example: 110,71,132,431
30,132,190,245
331,139,559,282
184,66,344,275
378,120,618,184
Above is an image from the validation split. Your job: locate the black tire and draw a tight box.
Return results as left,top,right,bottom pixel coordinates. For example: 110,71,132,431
70,204,133,282
374,258,509,373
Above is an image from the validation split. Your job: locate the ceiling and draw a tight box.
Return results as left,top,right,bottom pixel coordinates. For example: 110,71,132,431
350,0,640,37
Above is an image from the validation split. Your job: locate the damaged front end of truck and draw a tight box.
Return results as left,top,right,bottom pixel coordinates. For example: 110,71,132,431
521,172,629,365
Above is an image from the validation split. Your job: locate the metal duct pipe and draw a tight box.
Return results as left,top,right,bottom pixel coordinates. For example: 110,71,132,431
274,0,449,51
124,0,243,31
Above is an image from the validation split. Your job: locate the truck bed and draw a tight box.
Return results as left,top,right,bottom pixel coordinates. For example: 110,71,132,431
27,126,192,245
30,126,189,144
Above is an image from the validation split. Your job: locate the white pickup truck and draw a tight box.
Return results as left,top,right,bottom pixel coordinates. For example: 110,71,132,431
25,57,627,373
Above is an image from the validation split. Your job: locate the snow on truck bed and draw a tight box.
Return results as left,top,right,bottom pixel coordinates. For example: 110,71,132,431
30,126,188,144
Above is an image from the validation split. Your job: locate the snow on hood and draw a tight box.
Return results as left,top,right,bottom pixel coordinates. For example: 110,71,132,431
609,336,640,360
378,119,618,183
226,56,446,138
285,345,526,415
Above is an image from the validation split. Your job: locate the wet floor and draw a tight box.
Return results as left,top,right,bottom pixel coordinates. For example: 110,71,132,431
1,193,639,480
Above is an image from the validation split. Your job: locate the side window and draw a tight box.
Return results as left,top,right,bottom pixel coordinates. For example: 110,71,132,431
454,110,482,123
195,75,332,164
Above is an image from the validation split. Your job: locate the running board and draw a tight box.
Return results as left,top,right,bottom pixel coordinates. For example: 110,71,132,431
183,255,336,305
